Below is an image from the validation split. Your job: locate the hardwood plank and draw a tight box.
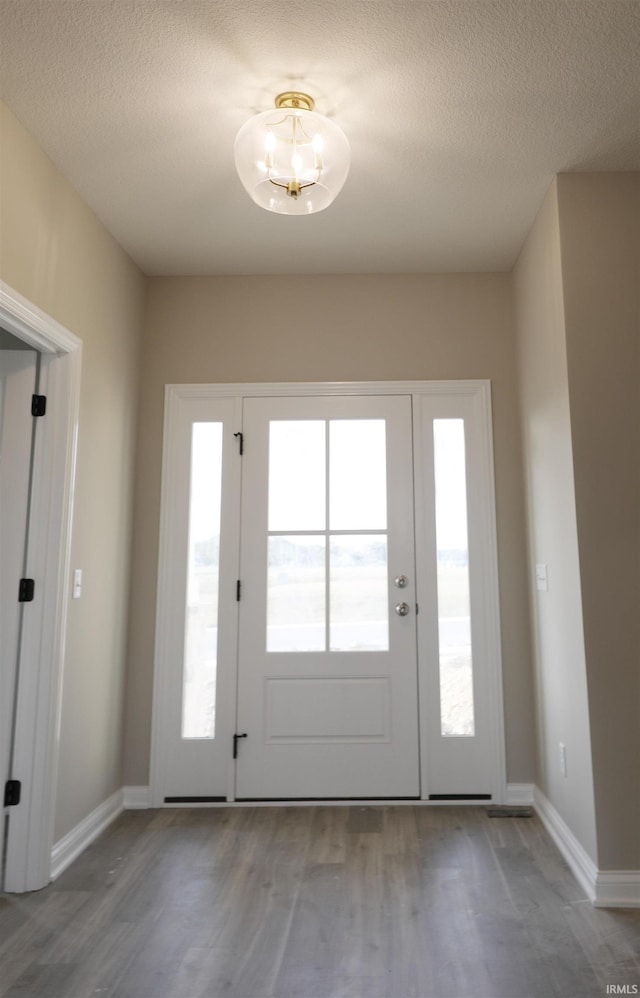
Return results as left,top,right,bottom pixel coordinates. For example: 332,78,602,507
305,806,349,865
345,807,384,834
380,804,420,857
2,962,79,998
1,806,639,998
166,860,305,997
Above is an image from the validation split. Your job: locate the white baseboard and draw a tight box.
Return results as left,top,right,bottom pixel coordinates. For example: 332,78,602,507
123,785,151,809
506,783,535,805
505,783,630,905
594,870,640,908
533,789,640,907
50,789,123,881
511,785,640,908
533,786,599,902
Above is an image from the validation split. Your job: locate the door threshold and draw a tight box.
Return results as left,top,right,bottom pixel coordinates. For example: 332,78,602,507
159,797,499,808
164,796,227,803
235,797,420,804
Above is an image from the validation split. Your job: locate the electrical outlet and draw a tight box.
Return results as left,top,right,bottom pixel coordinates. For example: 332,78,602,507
559,741,567,777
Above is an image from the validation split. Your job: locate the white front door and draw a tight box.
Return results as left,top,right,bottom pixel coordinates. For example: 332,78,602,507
0,349,38,885
235,395,419,799
151,381,505,805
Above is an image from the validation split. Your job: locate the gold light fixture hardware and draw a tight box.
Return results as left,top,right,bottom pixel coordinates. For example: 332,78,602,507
273,179,306,199
274,91,315,112
234,90,349,214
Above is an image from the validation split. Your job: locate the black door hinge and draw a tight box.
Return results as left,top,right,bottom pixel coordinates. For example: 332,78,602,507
236,579,241,602
233,431,244,455
233,733,248,759
31,394,47,417
18,578,35,602
4,780,21,807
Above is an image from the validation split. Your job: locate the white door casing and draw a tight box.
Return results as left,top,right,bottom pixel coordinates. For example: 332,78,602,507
0,281,81,892
151,381,506,805
0,349,39,877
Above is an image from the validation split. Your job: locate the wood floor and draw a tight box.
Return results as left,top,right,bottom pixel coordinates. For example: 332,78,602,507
1,806,639,998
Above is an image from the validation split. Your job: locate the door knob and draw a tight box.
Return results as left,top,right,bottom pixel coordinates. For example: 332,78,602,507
395,602,410,617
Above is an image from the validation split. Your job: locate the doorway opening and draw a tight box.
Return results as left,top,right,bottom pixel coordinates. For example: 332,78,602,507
0,281,81,892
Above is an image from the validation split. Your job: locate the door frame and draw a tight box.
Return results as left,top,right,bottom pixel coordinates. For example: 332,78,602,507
0,349,39,867
0,280,81,892
151,380,506,805
413,386,506,801
235,393,420,801
150,391,242,805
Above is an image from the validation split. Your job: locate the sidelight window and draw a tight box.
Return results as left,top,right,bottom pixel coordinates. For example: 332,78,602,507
182,422,223,739
433,418,475,737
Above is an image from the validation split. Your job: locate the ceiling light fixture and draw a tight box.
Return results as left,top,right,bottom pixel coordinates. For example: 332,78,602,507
234,92,350,215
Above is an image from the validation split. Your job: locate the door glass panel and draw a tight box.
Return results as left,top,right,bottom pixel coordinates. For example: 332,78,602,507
182,422,223,739
330,420,387,530
269,421,326,531
266,418,391,654
267,535,326,651
330,535,389,651
433,419,475,737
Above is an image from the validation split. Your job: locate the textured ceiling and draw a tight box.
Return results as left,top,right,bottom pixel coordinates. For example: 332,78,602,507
0,0,639,275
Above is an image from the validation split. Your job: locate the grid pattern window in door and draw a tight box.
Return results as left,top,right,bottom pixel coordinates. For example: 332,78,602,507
266,419,389,653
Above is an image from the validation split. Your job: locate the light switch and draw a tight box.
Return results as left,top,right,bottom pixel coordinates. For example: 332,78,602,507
536,563,548,592
72,568,83,599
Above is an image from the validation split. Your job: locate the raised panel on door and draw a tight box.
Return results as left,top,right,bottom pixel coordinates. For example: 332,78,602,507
235,394,420,799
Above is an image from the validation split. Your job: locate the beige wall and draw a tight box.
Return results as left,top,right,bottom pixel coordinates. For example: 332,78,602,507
0,101,146,841
123,273,536,788
513,180,598,862
513,173,640,870
2,89,635,876
557,173,640,869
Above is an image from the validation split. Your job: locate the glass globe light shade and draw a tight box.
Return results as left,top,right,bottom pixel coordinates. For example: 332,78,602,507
234,93,350,215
